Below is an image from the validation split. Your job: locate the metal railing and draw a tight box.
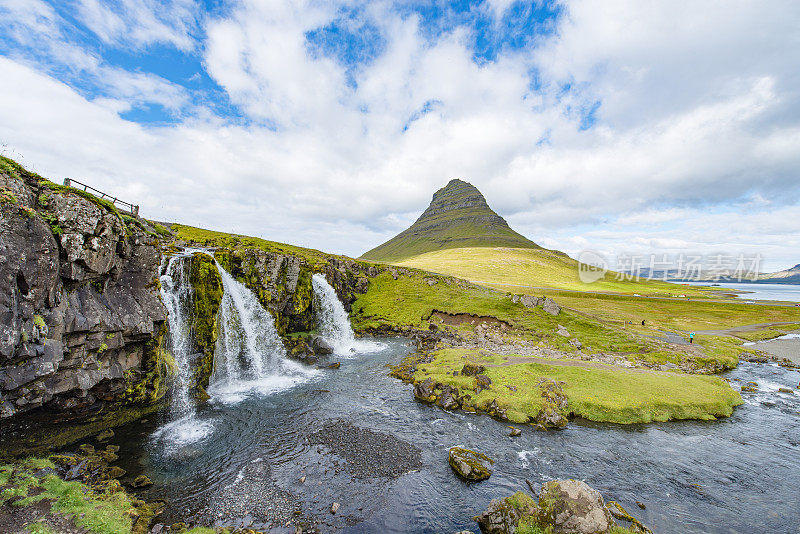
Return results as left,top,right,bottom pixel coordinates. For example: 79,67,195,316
62,178,139,216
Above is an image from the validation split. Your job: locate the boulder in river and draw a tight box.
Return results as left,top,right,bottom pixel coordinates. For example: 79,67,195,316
538,479,613,534
474,479,625,534
448,447,493,481
312,336,334,355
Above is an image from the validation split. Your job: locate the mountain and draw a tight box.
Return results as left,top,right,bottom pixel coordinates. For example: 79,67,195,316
361,179,540,263
759,264,800,284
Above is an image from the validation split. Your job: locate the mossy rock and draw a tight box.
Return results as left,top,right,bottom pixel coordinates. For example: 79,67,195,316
188,252,224,394
448,446,493,481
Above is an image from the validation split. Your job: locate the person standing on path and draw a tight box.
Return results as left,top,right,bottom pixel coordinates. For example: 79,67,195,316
689,332,695,344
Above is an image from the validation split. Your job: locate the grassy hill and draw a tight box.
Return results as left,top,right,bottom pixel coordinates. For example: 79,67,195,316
395,246,718,297
360,179,542,262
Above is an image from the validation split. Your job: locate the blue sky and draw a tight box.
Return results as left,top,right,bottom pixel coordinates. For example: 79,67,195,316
1,0,799,270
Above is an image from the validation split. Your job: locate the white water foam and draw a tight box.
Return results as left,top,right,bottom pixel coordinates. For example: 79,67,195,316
151,414,215,450
209,262,318,403
311,273,386,356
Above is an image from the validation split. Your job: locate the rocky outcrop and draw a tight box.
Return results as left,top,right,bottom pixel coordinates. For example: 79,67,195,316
510,294,561,315
474,480,634,534
0,158,170,426
448,447,493,481
186,252,223,396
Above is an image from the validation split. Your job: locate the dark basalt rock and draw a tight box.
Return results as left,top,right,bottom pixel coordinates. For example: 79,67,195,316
0,159,170,426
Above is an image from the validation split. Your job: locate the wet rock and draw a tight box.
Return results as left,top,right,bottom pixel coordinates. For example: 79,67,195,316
320,361,341,369
437,384,461,410
414,377,437,402
448,447,493,481
107,466,126,479
473,491,537,534
330,502,340,514
131,475,153,488
534,378,569,430
538,479,613,534
508,426,521,437
311,336,334,355
543,298,561,316
778,387,793,394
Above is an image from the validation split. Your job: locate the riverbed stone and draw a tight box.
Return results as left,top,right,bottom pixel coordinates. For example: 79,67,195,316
448,447,493,481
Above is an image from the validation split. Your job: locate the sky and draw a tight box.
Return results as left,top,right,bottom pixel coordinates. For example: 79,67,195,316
0,0,799,272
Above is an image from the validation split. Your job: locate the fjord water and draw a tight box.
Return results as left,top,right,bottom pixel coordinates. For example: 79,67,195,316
111,339,800,533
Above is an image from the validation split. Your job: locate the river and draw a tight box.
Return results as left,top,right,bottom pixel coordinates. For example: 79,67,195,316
105,338,800,533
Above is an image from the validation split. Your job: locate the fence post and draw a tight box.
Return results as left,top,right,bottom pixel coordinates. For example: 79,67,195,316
133,205,139,217
63,178,70,187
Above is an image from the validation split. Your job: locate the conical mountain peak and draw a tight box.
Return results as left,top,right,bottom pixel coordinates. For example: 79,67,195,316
361,179,540,263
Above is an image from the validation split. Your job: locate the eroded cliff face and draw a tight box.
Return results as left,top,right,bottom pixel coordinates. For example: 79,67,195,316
0,159,170,424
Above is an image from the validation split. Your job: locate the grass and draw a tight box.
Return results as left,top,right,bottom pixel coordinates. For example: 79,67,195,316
172,223,374,270
536,289,800,332
394,246,719,296
0,459,134,533
415,348,742,424
353,271,655,354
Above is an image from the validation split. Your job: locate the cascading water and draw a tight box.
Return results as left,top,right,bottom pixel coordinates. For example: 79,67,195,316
155,251,213,449
312,273,386,355
209,262,318,403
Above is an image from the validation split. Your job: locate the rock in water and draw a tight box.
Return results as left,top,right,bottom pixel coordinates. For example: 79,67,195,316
473,492,537,534
538,479,613,534
508,426,522,437
311,336,334,355
448,447,493,481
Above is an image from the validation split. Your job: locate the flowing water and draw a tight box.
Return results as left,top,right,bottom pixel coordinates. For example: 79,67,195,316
154,255,318,450
108,338,800,533
311,273,385,356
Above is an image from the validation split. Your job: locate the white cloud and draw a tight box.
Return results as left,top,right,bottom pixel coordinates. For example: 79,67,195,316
0,0,799,271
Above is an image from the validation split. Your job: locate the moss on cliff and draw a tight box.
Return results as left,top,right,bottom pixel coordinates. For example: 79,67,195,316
188,253,223,395
122,324,175,407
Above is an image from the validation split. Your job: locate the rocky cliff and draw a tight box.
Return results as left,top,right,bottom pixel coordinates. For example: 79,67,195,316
0,157,171,428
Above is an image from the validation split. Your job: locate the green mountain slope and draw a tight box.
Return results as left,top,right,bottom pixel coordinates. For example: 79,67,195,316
360,179,540,263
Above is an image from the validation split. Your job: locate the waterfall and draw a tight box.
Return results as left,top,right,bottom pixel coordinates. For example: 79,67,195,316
209,262,317,403
159,253,195,419
156,251,213,449
312,273,386,356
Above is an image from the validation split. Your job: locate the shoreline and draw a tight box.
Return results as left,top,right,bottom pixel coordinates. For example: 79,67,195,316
747,335,800,365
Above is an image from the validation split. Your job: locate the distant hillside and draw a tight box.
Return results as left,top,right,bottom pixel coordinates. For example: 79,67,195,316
635,263,800,285
759,264,800,284
361,179,540,263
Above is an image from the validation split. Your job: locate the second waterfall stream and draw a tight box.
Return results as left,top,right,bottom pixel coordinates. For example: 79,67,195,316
311,273,386,356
